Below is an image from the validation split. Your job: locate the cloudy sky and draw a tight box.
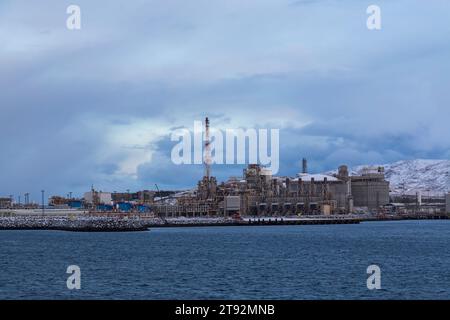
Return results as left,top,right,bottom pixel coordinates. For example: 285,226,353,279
1,0,449,201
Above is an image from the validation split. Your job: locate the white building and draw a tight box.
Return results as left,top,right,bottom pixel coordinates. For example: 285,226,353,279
84,192,112,205
224,196,241,213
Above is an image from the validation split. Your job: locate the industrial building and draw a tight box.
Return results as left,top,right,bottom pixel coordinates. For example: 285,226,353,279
348,167,390,209
238,164,350,216
48,196,83,209
79,187,155,213
27,117,395,217
112,190,155,204
0,197,12,209
153,118,390,217
157,161,390,217
84,190,112,206
2,118,392,217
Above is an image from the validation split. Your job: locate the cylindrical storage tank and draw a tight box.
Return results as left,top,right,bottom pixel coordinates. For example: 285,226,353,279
338,165,349,178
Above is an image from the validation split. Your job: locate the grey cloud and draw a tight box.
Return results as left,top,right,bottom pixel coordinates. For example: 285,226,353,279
1,0,449,200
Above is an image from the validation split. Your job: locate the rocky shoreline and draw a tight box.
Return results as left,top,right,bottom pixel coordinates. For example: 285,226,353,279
1,214,448,232
0,215,362,231
0,216,149,232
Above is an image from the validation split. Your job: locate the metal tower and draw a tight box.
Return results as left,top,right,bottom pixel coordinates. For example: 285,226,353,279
204,117,211,179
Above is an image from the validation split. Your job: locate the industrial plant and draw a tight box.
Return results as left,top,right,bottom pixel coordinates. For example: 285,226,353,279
1,118,449,219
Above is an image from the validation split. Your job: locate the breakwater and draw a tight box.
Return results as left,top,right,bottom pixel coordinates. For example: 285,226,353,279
0,216,148,232
2,213,447,232
0,215,361,231
360,213,450,222
145,216,361,228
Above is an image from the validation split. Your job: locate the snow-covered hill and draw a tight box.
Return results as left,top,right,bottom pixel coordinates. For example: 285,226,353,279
327,159,450,195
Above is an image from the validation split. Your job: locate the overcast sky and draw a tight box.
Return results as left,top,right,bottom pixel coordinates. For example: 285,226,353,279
1,0,449,201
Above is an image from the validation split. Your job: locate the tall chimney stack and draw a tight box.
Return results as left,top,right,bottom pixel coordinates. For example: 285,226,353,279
204,117,211,179
302,158,307,174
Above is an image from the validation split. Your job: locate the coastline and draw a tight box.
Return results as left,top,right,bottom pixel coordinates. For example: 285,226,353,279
0,216,149,232
0,213,448,232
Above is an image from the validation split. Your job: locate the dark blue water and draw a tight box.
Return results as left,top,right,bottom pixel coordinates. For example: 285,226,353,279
1,220,449,299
